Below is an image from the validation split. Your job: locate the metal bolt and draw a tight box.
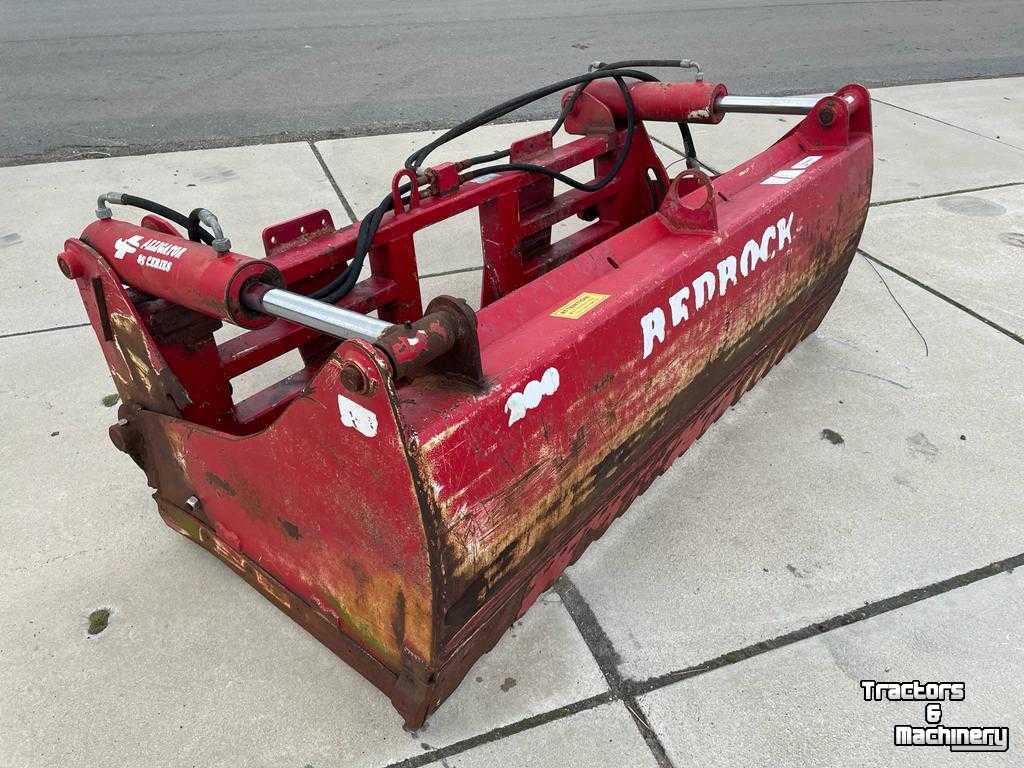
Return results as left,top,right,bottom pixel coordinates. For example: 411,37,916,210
340,362,372,395
57,254,81,279
818,100,836,127
185,495,201,514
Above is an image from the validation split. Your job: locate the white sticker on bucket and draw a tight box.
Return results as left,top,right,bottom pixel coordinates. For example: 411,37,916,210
338,394,378,438
761,155,822,185
505,368,560,427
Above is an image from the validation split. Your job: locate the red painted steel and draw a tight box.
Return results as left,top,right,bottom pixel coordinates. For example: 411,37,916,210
58,82,873,727
80,219,283,327
580,79,728,123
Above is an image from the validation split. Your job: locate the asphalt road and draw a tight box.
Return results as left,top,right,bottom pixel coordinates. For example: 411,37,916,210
2,0,1023,164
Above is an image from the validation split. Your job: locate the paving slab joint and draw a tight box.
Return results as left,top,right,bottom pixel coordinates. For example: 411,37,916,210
554,576,676,768
381,692,617,768
870,180,1024,208
629,549,1024,698
858,248,1024,346
309,141,358,223
870,97,1024,153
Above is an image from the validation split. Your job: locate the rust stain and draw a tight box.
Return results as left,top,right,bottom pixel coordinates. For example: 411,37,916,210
205,471,237,496
108,310,190,413
391,589,407,648
432,210,864,635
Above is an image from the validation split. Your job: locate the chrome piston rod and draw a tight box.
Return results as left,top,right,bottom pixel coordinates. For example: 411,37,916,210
714,95,819,115
715,93,856,116
245,286,394,342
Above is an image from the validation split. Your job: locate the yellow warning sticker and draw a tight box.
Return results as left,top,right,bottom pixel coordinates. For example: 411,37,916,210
550,292,610,319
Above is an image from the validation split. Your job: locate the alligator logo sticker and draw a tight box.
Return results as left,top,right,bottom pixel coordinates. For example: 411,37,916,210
505,367,560,426
114,234,187,273
113,234,144,261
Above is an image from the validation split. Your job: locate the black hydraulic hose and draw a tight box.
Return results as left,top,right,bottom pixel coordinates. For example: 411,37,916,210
457,147,512,169
596,59,701,168
404,67,659,173
435,62,693,174
119,194,214,245
187,208,210,244
678,123,698,169
462,76,636,192
313,61,707,304
312,185,406,303
313,67,651,303
551,59,689,134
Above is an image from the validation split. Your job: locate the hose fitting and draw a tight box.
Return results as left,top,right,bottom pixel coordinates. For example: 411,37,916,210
194,208,231,253
95,192,126,220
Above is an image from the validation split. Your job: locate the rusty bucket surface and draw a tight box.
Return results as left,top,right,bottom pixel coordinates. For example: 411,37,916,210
59,77,872,726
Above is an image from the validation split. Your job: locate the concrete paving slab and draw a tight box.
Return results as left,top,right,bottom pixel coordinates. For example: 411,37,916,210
567,255,1024,681
0,143,346,336
0,540,607,768
0,322,313,561
314,119,687,278
861,185,1024,339
0,328,148,569
639,569,1024,767
873,76,1024,150
420,267,484,311
0,550,601,768
0,326,608,768
868,101,1024,202
422,702,658,768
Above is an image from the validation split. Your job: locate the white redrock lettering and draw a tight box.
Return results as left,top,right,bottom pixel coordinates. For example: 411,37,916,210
337,394,378,437
505,367,559,427
640,309,665,359
641,213,796,360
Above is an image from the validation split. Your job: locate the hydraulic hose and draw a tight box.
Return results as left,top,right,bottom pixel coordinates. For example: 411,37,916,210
96,193,215,245
94,62,707,306
404,67,659,172
461,76,636,192
313,65,660,303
